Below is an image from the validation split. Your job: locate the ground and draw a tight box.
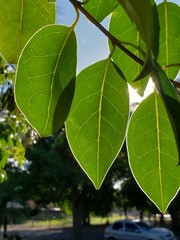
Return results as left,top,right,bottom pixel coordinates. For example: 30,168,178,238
0,226,105,240
1,225,180,240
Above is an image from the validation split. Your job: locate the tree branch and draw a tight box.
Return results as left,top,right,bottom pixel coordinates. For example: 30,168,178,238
69,0,144,66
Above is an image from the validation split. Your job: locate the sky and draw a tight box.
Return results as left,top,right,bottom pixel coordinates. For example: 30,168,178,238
56,0,180,103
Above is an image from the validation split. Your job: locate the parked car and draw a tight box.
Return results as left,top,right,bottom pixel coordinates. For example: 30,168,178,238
104,219,176,240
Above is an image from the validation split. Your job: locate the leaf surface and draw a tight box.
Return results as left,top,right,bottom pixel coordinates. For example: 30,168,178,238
117,0,159,79
0,0,55,63
66,59,129,189
15,25,77,137
157,2,180,79
152,62,180,162
109,5,149,96
83,0,117,22
127,92,180,213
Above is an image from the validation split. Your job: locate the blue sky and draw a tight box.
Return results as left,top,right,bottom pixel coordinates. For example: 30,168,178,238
57,0,109,73
56,0,180,102
57,0,180,72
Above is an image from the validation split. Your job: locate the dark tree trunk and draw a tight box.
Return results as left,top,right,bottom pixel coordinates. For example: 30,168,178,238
82,206,90,226
169,209,180,231
123,206,128,219
160,213,164,225
72,186,83,240
139,209,144,220
3,215,7,239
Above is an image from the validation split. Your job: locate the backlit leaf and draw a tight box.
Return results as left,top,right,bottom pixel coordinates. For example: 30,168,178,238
0,139,8,168
66,59,129,189
109,5,149,96
152,61,180,162
157,2,180,79
0,0,55,63
127,91,180,213
117,0,159,79
15,25,77,137
83,0,117,22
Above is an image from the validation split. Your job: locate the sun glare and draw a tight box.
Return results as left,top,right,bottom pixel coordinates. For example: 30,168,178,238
129,78,154,104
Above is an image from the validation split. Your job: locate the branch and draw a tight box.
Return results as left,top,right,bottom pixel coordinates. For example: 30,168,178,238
170,79,180,89
69,0,144,66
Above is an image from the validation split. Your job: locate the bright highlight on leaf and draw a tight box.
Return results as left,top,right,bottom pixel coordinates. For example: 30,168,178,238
0,0,55,63
127,91,180,213
15,25,77,137
66,59,129,189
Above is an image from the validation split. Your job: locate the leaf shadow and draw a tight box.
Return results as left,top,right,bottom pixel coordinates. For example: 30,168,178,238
52,76,76,134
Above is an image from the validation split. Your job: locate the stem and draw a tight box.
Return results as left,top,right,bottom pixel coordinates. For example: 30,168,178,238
163,63,180,69
69,0,144,66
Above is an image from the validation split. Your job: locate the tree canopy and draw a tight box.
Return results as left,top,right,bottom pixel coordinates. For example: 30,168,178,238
0,0,180,214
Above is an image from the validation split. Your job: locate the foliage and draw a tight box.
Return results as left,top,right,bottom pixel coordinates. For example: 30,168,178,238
0,60,29,182
0,0,179,214
23,132,116,222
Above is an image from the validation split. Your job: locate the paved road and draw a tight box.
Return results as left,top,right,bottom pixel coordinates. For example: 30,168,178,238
5,227,105,240
2,226,180,240
21,228,180,240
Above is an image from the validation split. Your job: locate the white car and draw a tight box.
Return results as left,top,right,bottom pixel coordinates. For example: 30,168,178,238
104,219,176,240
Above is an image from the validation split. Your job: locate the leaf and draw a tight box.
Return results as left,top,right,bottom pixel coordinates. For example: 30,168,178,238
66,59,129,189
83,0,117,22
117,0,159,79
152,61,180,162
0,0,55,63
157,2,180,79
152,61,179,109
127,91,180,213
0,169,7,183
13,146,25,166
0,139,8,168
15,25,77,137
109,4,149,96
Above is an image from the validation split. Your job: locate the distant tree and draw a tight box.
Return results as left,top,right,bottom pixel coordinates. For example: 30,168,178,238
25,129,157,236
24,131,125,238
0,162,24,237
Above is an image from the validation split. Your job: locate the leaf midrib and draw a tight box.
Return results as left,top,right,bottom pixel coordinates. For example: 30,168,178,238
43,26,74,135
164,1,169,75
97,58,111,187
155,92,164,210
16,0,24,60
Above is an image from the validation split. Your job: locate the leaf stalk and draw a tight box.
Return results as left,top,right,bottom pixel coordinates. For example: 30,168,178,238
69,0,144,66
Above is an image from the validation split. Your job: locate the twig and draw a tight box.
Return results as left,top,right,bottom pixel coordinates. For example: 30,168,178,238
69,0,144,66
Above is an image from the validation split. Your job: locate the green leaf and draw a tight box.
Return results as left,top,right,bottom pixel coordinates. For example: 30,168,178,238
117,0,159,79
15,25,77,137
0,169,7,183
83,0,117,22
0,0,55,63
13,146,25,166
109,4,149,96
0,139,8,168
66,59,129,189
152,61,179,107
152,61,180,162
157,2,180,79
127,91,180,213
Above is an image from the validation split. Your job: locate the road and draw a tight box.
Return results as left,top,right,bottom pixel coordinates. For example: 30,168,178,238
1,226,180,240
2,226,105,240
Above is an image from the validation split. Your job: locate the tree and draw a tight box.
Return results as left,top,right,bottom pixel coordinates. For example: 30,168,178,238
24,131,118,240
0,0,179,217
0,161,25,237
